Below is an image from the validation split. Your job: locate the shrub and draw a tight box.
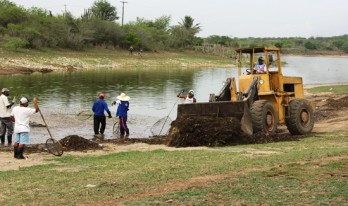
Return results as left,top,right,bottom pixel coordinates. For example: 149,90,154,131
342,42,348,53
304,41,317,50
2,37,28,50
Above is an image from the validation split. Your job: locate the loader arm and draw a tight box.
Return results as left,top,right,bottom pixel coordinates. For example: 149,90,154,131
242,77,259,107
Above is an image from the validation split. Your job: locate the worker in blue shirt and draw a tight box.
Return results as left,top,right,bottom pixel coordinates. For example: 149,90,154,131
115,93,130,137
92,93,112,137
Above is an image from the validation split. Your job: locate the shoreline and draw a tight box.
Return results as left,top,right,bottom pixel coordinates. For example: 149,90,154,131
1,48,347,76
304,82,348,88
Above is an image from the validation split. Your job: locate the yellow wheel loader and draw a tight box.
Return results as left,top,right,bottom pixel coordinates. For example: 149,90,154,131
176,47,314,135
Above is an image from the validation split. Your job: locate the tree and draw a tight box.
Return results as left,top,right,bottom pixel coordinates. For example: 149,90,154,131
170,16,201,48
122,16,171,50
205,35,234,46
179,16,201,33
304,41,317,50
332,40,344,49
274,42,283,48
0,0,27,27
90,0,118,21
342,42,348,53
87,19,124,47
169,25,189,48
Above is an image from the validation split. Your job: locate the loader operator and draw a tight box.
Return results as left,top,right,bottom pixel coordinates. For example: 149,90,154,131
177,90,197,103
254,57,266,74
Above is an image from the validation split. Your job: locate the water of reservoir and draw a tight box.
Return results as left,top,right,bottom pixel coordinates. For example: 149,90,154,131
0,55,347,143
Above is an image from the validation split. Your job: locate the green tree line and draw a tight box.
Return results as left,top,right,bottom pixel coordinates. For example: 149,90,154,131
0,0,202,51
203,35,348,54
1,0,347,54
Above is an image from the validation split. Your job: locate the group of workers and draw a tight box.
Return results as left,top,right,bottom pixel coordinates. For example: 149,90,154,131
0,88,39,159
92,89,197,139
0,86,196,160
92,92,130,138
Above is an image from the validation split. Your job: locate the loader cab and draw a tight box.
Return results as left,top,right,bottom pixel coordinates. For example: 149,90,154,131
236,47,283,94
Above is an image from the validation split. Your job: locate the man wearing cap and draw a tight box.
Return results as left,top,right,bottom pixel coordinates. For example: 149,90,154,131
92,93,112,137
0,88,15,146
115,93,130,137
254,57,266,74
10,97,39,159
177,89,197,103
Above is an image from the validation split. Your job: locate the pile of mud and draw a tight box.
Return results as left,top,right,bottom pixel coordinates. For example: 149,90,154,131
0,136,164,154
166,117,243,147
325,95,348,109
59,135,101,151
315,95,348,121
166,116,303,147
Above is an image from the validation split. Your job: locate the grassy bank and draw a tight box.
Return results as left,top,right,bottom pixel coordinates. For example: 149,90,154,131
0,48,234,72
0,132,347,205
308,85,348,95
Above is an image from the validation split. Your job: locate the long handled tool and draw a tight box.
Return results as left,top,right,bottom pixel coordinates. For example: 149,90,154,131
151,89,184,136
38,106,64,156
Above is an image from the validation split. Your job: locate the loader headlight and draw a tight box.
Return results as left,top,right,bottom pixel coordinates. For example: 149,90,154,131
259,79,264,84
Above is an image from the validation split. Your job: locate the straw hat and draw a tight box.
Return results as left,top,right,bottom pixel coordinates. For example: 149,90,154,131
1,88,9,93
117,93,130,101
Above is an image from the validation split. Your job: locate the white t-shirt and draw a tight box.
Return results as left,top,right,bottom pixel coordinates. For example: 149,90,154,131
11,106,37,133
0,94,11,118
254,63,266,73
185,96,195,104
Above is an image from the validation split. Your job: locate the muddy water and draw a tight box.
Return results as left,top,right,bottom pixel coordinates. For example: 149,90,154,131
0,56,347,143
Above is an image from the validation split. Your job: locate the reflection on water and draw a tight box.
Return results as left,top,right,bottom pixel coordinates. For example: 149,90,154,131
0,56,347,142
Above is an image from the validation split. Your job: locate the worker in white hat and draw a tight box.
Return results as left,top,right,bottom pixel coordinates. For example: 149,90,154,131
116,93,130,137
10,97,39,159
0,88,15,146
177,89,197,104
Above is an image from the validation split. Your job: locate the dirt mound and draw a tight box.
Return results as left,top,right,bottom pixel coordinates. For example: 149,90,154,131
314,95,348,121
325,95,348,109
165,116,303,147
59,135,101,151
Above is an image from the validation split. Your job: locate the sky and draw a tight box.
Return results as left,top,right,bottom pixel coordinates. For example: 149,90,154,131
10,0,348,38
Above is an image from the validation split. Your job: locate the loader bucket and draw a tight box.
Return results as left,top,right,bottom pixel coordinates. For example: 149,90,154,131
177,101,253,135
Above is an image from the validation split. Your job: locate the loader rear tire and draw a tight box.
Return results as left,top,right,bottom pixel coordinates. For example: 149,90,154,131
286,99,314,135
251,100,278,134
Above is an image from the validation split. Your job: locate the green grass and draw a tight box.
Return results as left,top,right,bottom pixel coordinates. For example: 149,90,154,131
308,85,348,95
0,132,347,205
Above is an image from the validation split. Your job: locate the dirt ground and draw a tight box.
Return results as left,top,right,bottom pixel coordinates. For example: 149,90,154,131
0,65,57,75
0,87,347,171
0,60,78,75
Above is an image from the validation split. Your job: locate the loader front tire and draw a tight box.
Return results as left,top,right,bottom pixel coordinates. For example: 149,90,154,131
286,99,314,135
251,100,278,134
